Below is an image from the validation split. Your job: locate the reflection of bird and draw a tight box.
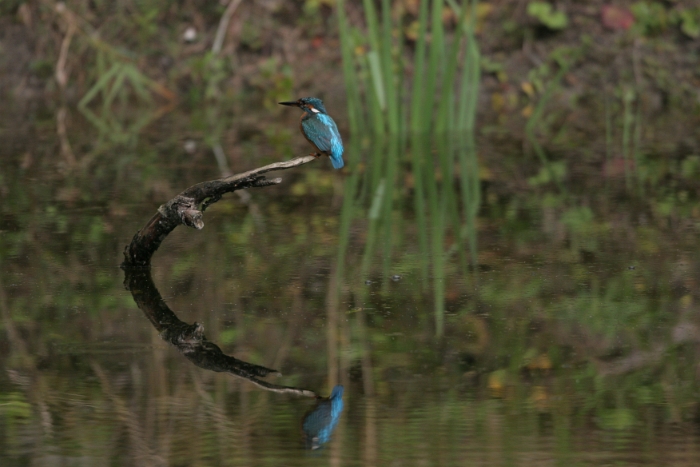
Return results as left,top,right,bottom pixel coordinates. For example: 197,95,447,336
279,97,344,169
302,385,344,450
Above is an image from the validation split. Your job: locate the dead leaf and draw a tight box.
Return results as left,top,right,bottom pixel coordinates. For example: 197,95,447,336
601,5,635,31
491,92,505,112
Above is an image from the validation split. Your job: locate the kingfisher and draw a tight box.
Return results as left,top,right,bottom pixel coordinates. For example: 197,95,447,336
302,385,344,450
279,97,344,169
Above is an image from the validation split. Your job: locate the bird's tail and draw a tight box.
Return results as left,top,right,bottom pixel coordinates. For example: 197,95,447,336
330,154,344,169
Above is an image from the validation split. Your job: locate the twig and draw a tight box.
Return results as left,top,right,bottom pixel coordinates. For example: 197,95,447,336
212,143,232,177
55,4,77,90
212,0,243,55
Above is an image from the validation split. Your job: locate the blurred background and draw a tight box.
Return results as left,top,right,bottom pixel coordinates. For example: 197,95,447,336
2,0,700,465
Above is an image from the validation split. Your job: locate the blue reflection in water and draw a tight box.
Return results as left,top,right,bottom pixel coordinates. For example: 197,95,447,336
302,385,344,450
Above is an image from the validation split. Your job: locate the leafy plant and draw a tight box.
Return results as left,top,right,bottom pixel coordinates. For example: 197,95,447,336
78,59,167,109
527,2,568,30
631,1,670,36
674,8,700,38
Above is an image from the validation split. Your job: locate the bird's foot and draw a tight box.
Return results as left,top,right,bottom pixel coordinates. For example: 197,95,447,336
309,153,321,158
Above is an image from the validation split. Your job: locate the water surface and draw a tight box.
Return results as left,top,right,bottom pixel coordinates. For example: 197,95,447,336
2,107,700,466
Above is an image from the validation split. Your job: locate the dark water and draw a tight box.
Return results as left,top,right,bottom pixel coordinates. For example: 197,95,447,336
2,106,700,466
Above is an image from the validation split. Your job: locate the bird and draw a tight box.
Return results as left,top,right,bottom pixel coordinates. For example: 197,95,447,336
279,97,344,169
302,385,344,450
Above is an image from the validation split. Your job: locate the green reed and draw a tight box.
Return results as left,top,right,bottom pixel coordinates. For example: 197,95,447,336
603,85,643,193
525,62,569,194
336,0,481,336
621,87,633,189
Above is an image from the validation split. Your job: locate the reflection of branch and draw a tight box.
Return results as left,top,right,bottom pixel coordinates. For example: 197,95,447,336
123,267,317,397
595,321,700,376
56,107,76,166
595,347,664,376
0,283,27,357
122,155,316,267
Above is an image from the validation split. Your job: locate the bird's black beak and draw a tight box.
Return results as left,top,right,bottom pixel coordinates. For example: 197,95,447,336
278,101,300,107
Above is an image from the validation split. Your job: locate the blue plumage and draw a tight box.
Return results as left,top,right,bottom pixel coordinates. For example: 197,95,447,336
279,97,345,169
302,385,344,450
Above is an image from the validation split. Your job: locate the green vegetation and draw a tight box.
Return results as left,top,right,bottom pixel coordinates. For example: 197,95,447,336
1,110,700,462
337,0,481,336
336,0,480,137
527,1,568,30
630,2,700,37
2,0,700,464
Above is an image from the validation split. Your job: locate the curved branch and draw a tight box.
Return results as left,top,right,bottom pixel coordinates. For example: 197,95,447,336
122,155,316,267
120,155,319,396
123,267,317,397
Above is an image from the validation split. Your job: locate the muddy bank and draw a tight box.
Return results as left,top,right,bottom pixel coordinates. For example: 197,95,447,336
1,0,698,158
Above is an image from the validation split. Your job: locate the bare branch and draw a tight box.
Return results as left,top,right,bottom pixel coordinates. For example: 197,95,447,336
120,155,320,396
122,155,316,267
